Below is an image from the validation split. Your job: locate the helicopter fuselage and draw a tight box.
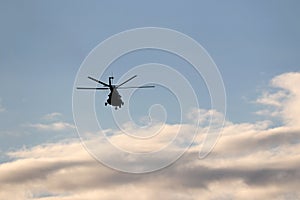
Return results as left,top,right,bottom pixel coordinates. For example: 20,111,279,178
105,85,124,109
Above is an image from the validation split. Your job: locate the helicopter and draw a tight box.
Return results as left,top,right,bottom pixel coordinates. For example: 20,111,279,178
77,75,155,110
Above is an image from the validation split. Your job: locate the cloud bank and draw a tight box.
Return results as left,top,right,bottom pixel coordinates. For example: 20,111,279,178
1,72,300,199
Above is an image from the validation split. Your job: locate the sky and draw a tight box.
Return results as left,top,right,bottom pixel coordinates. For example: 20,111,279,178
0,0,300,199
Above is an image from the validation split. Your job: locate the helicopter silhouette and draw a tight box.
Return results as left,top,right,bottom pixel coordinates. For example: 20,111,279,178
77,75,155,110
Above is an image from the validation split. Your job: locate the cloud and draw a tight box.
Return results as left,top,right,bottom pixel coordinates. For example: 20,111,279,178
1,129,300,200
256,72,300,127
28,122,75,131
1,72,300,199
256,90,288,107
25,112,75,132
42,113,63,121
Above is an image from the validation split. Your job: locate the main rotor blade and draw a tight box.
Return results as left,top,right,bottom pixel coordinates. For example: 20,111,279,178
117,86,155,89
116,75,137,88
88,76,110,87
77,87,109,90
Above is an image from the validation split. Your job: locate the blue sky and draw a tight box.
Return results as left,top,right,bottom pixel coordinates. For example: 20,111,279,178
1,0,299,121
0,0,298,137
0,1,300,199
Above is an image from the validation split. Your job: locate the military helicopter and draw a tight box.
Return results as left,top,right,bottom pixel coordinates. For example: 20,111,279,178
77,75,155,110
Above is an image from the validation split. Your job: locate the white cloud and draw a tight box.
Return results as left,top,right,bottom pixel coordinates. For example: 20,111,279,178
42,112,63,121
1,72,300,199
28,122,75,131
256,72,300,127
25,112,74,132
254,109,280,117
272,72,300,127
187,108,225,126
256,90,288,107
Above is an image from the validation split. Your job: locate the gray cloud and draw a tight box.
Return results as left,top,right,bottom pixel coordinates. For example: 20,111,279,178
1,126,300,199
